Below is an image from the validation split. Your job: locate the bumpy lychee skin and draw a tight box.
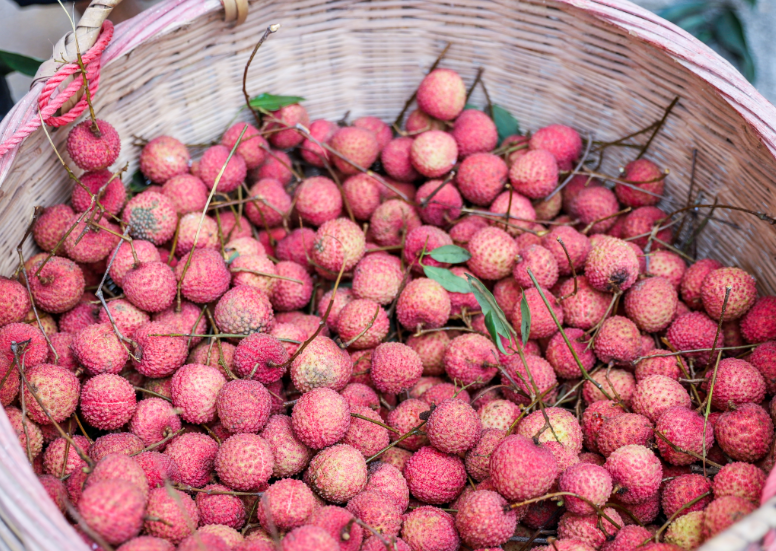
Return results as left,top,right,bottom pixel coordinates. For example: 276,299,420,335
660,474,712,518
199,144,247,193
22,363,79,424
346,490,403,537
716,402,773,461
271,261,314,312
275,227,315,271
295,176,343,227
144,487,199,544
518,407,584,455
109,240,160,288
371,342,423,395
416,179,463,226
312,217,366,278
0,278,28,330
162,175,209,220
32,204,75,253
615,158,665,207
557,509,622,550
298,118,337,167
635,349,682,382
176,248,231,305
404,446,467,504
585,236,640,293
342,173,381,221
443,333,499,388
452,108,498,157
529,124,583,169
6,407,43,458
403,225,453,273
122,261,176,314
381,136,420,182
122,191,177,245
214,285,274,337
128,397,181,449
741,299,776,346
139,135,190,183
624,277,678,333
666,311,724,367
426,398,481,454
244,178,292,229
0,322,48,367
291,388,351,449
43,433,89,476
406,331,450,377
259,414,312,478
307,506,364,551
291,335,351,392
629,374,691,424
329,126,380,175
421,381,470,406
214,433,273,491
343,405,389,458
79,373,136,430
559,463,613,515
593,315,642,366
509,149,558,199
456,152,507,206
703,496,756,539
545,328,595,380
399,506,458,551
558,276,612,332
215,379,271,435
386,399,430,451
266,103,309,149
454,490,516,549
464,428,505,482
621,206,672,249
701,266,757,322
72,169,127,214
88,433,144,462
338,299,389,350
255,478,316,532
66,119,121,171
713,462,766,503
27,256,84,314
514,245,558,290
62,214,120,264
581,400,625,455
542,227,591,278
369,199,422,247
222,122,268,169
490,435,558,501
501,353,558,406
703,357,766,410
171,363,226,424
416,68,466,121
410,130,458,178
352,254,404,306
679,258,722,311
604,444,662,504
478,399,520,432
656,406,715,466
511,286,564,340
78,480,144,546
131,321,187,378
595,413,654,458
396,278,451,331
85,453,149,500
305,443,367,503
465,226,519,281
173,212,220,256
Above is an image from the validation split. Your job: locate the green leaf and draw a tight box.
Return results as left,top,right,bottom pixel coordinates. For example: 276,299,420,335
742,0,756,8
128,169,149,193
249,93,305,112
491,104,520,142
427,245,471,264
423,266,471,294
0,50,43,77
465,274,516,351
713,9,755,81
519,292,531,345
464,103,480,111
675,13,708,33
484,311,508,354
226,251,239,264
657,2,707,23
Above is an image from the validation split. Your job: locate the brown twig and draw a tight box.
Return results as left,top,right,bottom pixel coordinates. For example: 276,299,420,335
242,24,281,127
636,96,680,160
394,43,451,128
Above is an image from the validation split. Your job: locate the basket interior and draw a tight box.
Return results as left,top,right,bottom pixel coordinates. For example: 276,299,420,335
1,0,775,292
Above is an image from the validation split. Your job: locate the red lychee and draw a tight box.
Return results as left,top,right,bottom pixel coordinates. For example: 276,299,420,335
67,119,121,171
404,446,467,504
416,68,466,121
490,435,558,501
72,169,127,215
411,130,458,178
290,335,351,392
615,159,665,208
267,103,309,149
529,124,583,169
122,191,177,245
305,444,367,503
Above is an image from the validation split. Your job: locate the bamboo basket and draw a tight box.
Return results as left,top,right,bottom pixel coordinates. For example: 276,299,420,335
0,0,775,549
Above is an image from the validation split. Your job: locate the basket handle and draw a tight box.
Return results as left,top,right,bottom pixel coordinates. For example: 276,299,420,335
31,0,121,88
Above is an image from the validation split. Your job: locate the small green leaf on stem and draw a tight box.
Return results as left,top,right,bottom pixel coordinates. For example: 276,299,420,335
464,103,480,111
128,170,150,193
427,245,471,264
491,104,520,142
520,292,531,345
249,93,305,112
423,266,471,293
465,274,516,352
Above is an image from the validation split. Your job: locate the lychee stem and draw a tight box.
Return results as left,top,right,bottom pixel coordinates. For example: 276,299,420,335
653,430,722,469
365,421,426,463
134,386,172,402
604,501,645,527
466,66,484,101
174,484,262,497
242,24,281,128
203,307,239,381
700,285,732,476
419,169,458,208
506,383,558,435
72,412,93,444
340,303,382,349
527,269,615,402
505,491,622,531
167,219,181,267
545,133,594,200
636,96,680,160
229,267,303,285
293,123,410,202
350,412,402,435
130,428,185,456
511,343,561,444
64,497,115,551
187,305,209,350
200,423,222,446
15,209,59,363
163,479,198,535
14,343,33,463
393,42,451,128
646,491,711,545
177,125,248,313
581,207,632,235
578,170,666,200
556,238,579,300
11,342,94,468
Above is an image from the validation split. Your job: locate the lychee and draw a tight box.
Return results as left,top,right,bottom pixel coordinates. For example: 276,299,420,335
713,461,765,503
605,444,662,504
456,152,507,206
467,226,520,280
32,204,74,254
199,145,247,193
529,124,582,169
517,407,583,455
291,388,350,449
330,126,379,175
67,119,121,171
131,321,188,378
514,243,559,289
501,353,558,406
305,444,367,503
416,68,466,121
425,398,481,454
557,508,622,549
270,261,314,312
703,357,765,410
546,328,595,379
702,496,756,539
661,474,712,518
410,130,458,178
139,136,189,183
622,206,672,249
490,435,558,501
222,122,268,169
741,296,776,344
559,462,613,515
615,159,665,208
585,237,639,293
290,335,351,392
122,191,177,245
596,413,654,457
646,250,686,289
300,119,338,167
371,342,423,395
144,487,199,544
396,278,451,331
22,363,79,424
123,261,177,314
62,214,121,264
79,373,136,430
416,179,463,226
666,311,724,367
543,226,591,276
511,286,564,340
715,402,773,462
701,267,757,321
404,446,467,504
386,399,431,451
369,199,422,247
295,177,343,227
267,103,309,149
72,169,127,215
78,480,144,545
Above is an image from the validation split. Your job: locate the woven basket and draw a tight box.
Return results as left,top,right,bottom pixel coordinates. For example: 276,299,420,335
1,0,775,549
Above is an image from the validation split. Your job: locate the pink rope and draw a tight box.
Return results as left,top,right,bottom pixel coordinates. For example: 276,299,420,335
0,20,114,158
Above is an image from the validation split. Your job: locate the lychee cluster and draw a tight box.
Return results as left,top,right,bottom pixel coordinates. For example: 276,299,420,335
4,63,772,551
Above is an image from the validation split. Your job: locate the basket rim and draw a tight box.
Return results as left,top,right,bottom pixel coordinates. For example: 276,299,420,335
0,0,776,185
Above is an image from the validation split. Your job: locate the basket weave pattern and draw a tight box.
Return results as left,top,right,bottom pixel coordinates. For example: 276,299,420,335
0,0,775,549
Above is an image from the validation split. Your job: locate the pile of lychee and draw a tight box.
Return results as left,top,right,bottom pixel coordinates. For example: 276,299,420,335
1,64,774,551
